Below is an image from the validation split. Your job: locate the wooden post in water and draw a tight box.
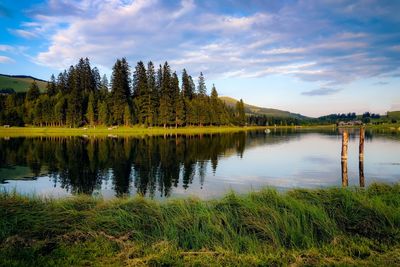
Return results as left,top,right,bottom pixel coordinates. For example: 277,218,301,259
341,131,349,187
359,127,365,187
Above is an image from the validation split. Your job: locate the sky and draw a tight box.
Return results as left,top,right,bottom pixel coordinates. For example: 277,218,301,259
0,0,399,117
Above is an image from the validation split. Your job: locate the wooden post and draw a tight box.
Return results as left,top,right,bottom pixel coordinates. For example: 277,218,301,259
359,160,365,187
359,127,365,162
341,131,348,187
359,127,365,187
341,131,349,161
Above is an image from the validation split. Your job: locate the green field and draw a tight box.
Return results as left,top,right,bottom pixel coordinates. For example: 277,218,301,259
0,125,269,137
0,74,47,93
1,183,399,266
388,111,400,120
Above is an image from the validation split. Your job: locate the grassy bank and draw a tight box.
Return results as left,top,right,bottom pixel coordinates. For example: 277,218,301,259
0,126,269,137
1,183,400,266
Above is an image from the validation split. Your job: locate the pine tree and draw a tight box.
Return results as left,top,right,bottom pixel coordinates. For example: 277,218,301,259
182,69,194,100
66,66,82,127
26,81,40,101
100,74,109,95
133,61,150,125
47,74,57,96
159,62,172,127
236,99,246,126
54,97,67,126
146,61,157,127
98,100,109,126
175,92,185,127
210,84,220,125
110,58,131,125
170,72,180,127
197,72,207,96
86,92,96,126
124,104,132,126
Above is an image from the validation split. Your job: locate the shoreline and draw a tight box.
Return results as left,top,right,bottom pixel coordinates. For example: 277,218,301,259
0,123,399,137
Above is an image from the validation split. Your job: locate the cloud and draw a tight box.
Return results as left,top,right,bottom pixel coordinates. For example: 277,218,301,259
11,0,399,84
301,87,341,96
374,81,389,85
0,45,14,52
0,56,15,63
9,29,38,39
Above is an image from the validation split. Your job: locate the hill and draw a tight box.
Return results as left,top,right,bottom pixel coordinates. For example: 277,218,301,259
220,96,308,119
0,74,47,93
387,111,400,120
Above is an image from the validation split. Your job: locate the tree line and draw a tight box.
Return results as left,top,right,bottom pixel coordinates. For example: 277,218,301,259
0,58,247,127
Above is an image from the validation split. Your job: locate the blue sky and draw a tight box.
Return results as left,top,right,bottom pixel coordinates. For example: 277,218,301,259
0,0,399,116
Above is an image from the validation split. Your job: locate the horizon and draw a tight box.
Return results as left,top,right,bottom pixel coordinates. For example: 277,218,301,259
1,0,399,117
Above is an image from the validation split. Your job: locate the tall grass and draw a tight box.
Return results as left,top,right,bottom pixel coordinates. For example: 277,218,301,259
1,183,399,266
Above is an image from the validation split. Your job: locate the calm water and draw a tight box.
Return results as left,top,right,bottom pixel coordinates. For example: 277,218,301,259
1,129,399,199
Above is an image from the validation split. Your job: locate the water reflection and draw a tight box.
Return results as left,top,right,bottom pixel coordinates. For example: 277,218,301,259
0,132,267,197
1,129,399,198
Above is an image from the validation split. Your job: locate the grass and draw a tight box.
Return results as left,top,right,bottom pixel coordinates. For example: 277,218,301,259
0,125,269,137
1,183,399,266
0,75,47,93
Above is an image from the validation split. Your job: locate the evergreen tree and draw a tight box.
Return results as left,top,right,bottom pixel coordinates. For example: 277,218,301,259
133,61,150,125
56,71,68,94
26,81,40,101
170,72,180,127
159,62,172,127
110,58,131,125
66,66,82,127
100,74,109,95
210,84,221,125
182,69,194,100
98,100,109,126
147,61,157,127
91,67,101,92
236,99,246,126
124,104,132,126
175,92,185,127
197,72,207,96
54,97,67,126
47,74,57,96
86,92,96,126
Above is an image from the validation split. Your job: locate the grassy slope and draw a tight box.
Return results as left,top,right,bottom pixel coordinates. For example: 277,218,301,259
0,126,268,137
220,96,308,119
1,183,399,266
0,75,47,93
388,111,400,120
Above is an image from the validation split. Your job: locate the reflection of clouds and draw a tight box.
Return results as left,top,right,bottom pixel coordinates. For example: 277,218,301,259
302,155,336,165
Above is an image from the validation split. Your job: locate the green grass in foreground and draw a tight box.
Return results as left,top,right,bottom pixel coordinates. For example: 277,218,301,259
0,126,269,137
1,183,400,266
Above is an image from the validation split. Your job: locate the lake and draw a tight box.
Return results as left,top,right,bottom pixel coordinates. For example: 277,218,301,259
1,128,399,199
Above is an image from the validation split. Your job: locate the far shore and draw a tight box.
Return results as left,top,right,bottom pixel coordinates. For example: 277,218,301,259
0,123,399,137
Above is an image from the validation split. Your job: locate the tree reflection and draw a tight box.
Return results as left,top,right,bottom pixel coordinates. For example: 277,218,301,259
0,132,251,197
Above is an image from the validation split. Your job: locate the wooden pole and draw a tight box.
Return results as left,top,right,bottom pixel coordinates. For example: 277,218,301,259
341,131,348,187
359,127,365,187
341,131,349,161
359,127,365,162
359,160,365,187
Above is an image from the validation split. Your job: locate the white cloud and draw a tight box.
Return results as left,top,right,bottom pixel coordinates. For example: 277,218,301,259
9,0,398,84
0,45,13,52
9,29,38,39
0,56,15,63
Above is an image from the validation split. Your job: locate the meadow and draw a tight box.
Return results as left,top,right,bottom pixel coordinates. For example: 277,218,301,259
1,183,399,266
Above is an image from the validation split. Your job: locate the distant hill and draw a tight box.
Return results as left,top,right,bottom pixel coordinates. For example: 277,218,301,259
0,74,47,93
387,111,400,119
220,96,308,119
